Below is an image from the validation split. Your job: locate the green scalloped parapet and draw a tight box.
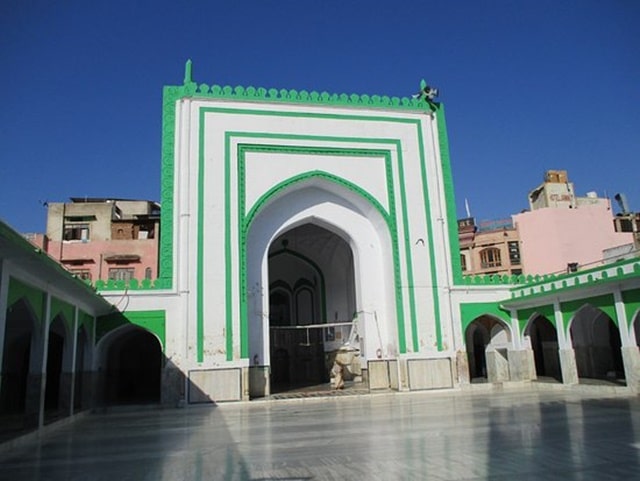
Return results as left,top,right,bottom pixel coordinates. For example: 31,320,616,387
94,278,170,292
461,274,526,285
507,259,640,301
166,60,436,112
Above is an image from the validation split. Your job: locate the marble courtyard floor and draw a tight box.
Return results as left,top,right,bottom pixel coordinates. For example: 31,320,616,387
1,388,640,480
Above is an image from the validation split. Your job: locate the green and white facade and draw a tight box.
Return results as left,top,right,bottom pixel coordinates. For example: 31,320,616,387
97,63,640,402
3,63,640,422
99,62,480,401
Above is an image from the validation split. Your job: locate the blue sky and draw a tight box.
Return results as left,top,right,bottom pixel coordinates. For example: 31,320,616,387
1,1,638,233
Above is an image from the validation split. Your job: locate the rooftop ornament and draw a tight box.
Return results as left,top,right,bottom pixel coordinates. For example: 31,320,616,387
413,79,439,104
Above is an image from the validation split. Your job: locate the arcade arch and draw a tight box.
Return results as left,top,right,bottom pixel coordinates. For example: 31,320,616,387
96,325,162,405
0,299,38,420
465,315,512,382
524,315,561,382
569,304,624,384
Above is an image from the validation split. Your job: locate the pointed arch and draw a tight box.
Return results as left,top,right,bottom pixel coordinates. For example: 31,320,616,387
524,314,561,382
568,304,624,383
95,323,162,405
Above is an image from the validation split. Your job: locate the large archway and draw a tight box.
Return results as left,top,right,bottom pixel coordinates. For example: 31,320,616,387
100,326,162,405
245,178,397,396
570,305,625,385
526,315,562,382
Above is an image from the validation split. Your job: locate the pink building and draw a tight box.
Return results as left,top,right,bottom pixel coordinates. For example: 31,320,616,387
513,171,634,275
42,198,160,282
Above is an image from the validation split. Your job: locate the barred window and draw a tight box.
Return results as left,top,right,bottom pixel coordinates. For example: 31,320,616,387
480,248,501,268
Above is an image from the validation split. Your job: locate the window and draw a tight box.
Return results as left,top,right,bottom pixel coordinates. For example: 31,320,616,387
460,254,467,271
63,224,89,241
108,268,135,281
145,267,152,280
480,248,501,268
508,241,521,265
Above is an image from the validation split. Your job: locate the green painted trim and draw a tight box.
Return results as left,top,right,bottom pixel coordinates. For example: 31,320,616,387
7,277,46,323
196,107,206,362
192,105,446,360
173,63,435,112
240,163,407,358
50,296,75,332
96,310,166,350
459,302,511,334
393,144,420,352
508,259,640,300
517,304,556,330
561,293,618,329
622,288,640,327
158,86,179,289
78,310,94,338
269,249,327,323
435,104,464,286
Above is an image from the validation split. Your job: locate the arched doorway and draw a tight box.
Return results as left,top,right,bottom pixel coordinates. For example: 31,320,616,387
465,316,512,382
101,327,162,405
526,315,562,382
570,305,625,384
245,178,397,397
1,299,38,432
267,224,356,392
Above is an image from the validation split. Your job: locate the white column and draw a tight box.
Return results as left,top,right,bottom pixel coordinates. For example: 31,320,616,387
614,289,631,346
68,306,79,415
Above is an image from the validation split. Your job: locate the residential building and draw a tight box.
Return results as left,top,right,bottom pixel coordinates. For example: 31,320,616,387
458,217,522,277
513,171,634,275
43,198,160,282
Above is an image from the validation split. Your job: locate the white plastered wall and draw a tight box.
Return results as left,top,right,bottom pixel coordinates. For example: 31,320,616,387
121,96,462,372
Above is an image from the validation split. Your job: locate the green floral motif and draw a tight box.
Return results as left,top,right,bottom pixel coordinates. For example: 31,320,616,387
175,60,435,112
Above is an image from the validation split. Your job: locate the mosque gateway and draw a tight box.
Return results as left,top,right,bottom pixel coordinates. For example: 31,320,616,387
2,63,639,421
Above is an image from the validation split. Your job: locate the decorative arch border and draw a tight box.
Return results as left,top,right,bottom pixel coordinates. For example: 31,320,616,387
190,122,446,362
165,94,456,360
160,63,460,295
240,170,407,359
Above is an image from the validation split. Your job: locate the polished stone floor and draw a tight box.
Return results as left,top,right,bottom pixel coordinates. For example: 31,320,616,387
1,389,640,480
